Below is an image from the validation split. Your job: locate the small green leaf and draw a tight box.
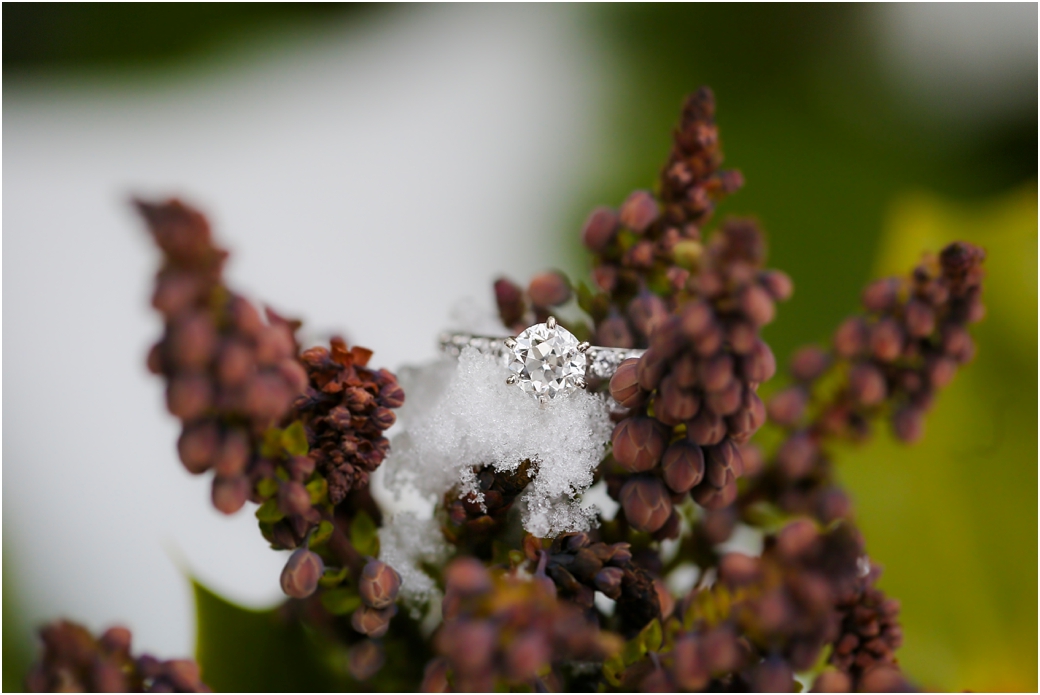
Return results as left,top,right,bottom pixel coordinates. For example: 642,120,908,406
306,477,328,505
309,520,334,547
318,565,350,589
259,427,284,458
281,421,309,457
255,476,279,500
320,587,362,615
350,511,379,557
603,655,624,686
621,634,646,665
255,498,284,523
640,618,663,653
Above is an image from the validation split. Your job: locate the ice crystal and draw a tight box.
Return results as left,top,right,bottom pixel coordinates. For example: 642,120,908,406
378,512,450,614
385,347,612,537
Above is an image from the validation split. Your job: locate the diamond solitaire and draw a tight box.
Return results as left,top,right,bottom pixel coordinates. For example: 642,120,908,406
505,316,588,401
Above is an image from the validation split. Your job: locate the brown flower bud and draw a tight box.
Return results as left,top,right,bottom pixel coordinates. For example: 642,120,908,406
619,190,659,233
229,296,264,336
528,271,572,308
767,386,808,427
505,630,552,681
698,352,733,392
656,376,700,423
215,340,254,388
213,428,250,477
444,557,492,596
904,299,936,337
693,323,724,356
592,566,624,599
776,432,817,479
726,388,766,441
351,604,396,638
687,408,726,446
760,270,794,301
582,207,619,252
636,346,669,391
726,320,757,354
167,374,213,421
849,362,887,406
152,271,203,317
892,406,924,443
595,313,634,349
359,560,402,610
177,421,220,474
870,318,904,362
420,658,451,693
834,317,869,358
679,300,714,338
611,417,668,473
619,477,672,533
790,345,830,381
705,379,743,416
691,480,737,509
279,547,324,599
672,353,699,388
672,636,709,691
243,372,293,424
861,278,899,312
371,406,397,430
739,284,776,326
609,358,645,408
740,339,776,383
942,325,975,363
278,359,309,394
661,441,705,493
753,656,794,692
926,355,957,389
278,480,312,517
212,474,249,514
99,626,132,654
703,440,742,489
494,278,526,327
625,240,656,269
628,292,668,339
719,553,761,586
169,312,217,370
348,640,385,682
255,325,295,366
592,264,617,292
811,669,852,693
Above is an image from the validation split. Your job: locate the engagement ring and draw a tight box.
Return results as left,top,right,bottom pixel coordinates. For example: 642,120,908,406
439,316,645,404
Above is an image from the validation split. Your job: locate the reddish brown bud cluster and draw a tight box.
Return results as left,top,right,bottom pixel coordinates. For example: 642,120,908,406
139,199,308,516
532,532,661,637
830,564,904,688
747,241,985,522
26,620,209,693
296,338,404,505
431,558,617,692
494,271,573,335
606,218,787,524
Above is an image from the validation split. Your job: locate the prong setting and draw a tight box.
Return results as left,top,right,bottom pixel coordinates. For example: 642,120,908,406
546,315,557,330
506,374,519,386
575,376,587,390
577,341,591,353
504,337,517,349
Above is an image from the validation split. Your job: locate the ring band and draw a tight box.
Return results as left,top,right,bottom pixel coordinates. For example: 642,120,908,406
439,317,645,400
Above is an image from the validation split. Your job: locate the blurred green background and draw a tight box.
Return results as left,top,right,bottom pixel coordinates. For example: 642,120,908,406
4,4,1035,692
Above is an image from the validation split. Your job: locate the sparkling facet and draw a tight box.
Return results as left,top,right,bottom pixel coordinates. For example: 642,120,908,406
508,322,587,399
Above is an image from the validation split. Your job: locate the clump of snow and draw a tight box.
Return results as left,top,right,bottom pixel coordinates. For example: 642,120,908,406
384,347,613,537
378,511,450,615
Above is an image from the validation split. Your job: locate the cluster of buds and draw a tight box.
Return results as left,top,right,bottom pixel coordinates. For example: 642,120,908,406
139,199,308,515
746,241,986,521
606,217,789,530
425,558,618,692
295,339,404,506
830,563,904,688
26,620,208,693
578,87,744,350
530,532,663,637
444,462,534,557
494,271,575,337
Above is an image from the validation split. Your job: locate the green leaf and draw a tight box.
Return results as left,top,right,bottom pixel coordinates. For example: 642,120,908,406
310,520,334,548
640,618,663,653
621,634,646,666
281,421,309,457
350,511,379,557
193,579,346,692
259,427,284,458
318,565,350,589
306,478,328,506
320,587,362,615
255,476,279,500
255,498,284,523
602,655,624,687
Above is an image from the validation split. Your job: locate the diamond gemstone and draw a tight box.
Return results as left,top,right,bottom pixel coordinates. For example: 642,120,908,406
508,322,587,399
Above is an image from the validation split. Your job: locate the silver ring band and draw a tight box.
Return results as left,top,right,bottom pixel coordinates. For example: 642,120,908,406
438,331,645,380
